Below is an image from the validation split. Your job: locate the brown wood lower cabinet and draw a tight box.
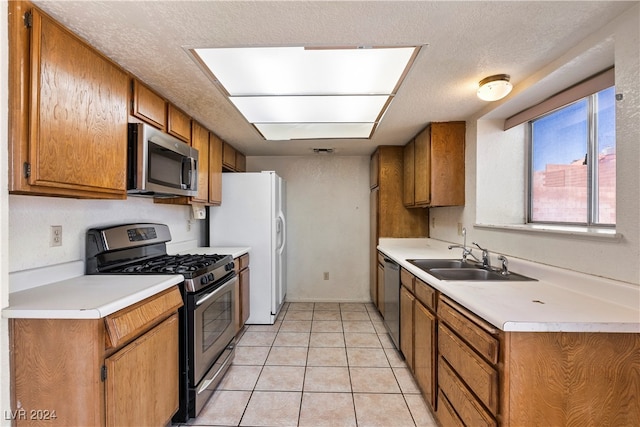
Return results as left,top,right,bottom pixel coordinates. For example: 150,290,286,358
399,267,437,409
10,287,183,427
396,270,640,427
234,253,250,333
105,314,179,427
414,298,437,408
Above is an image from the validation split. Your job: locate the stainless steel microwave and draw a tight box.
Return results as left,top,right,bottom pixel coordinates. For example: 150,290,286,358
127,123,198,197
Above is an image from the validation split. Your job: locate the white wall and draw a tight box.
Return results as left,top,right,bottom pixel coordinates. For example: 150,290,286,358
430,6,640,285
1,1,10,424
246,156,370,302
8,195,204,274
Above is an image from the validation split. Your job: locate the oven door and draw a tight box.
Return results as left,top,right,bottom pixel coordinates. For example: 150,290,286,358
188,274,237,385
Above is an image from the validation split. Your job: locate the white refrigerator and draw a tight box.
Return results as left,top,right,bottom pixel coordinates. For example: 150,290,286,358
209,171,287,324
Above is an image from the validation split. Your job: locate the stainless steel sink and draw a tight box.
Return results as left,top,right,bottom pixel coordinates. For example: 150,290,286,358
407,259,536,282
407,259,479,270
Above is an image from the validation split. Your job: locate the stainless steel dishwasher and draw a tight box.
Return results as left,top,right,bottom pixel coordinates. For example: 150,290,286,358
383,256,400,349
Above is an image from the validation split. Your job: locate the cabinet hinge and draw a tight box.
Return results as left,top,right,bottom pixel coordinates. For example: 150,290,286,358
23,162,31,178
101,365,107,382
23,11,33,29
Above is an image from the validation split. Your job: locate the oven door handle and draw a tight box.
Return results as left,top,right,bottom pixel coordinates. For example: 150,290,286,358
197,345,234,395
195,277,235,307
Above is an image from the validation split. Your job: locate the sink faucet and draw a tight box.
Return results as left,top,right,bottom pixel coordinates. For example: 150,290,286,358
472,242,491,269
448,228,481,264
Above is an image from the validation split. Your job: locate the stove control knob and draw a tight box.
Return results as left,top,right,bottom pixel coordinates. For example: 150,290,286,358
208,273,215,282
200,276,209,285
226,262,235,271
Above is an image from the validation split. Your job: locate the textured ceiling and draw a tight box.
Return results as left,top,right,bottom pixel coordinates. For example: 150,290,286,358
32,1,635,156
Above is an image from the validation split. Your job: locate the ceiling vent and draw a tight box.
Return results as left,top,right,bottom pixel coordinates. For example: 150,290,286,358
313,148,334,154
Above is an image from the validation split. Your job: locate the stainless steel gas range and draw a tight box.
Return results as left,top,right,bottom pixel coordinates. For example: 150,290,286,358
86,223,236,422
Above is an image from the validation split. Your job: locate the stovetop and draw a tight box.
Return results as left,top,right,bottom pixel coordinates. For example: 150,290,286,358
104,253,231,278
85,223,236,293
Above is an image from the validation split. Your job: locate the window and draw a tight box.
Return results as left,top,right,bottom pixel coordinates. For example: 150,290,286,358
529,86,616,225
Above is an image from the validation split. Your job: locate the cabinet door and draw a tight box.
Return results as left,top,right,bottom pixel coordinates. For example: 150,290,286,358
430,122,465,206
400,285,415,370
240,267,250,325
105,314,179,427
403,139,415,207
414,126,432,205
23,9,128,198
414,300,436,409
209,133,223,205
222,142,237,170
167,104,191,143
191,121,210,204
235,151,247,172
132,79,166,130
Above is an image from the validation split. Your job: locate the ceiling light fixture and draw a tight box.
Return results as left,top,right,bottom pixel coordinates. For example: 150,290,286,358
477,74,512,101
190,46,420,140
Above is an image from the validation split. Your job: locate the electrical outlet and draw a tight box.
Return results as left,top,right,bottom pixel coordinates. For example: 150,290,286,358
432,217,436,228
50,225,62,247
457,222,463,236
323,272,329,280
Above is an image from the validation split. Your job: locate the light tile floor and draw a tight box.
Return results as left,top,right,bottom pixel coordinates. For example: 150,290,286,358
186,302,438,427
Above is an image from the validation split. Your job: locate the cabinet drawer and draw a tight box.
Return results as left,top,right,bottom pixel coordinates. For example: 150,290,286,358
104,286,183,349
439,358,497,427
234,253,249,274
438,296,499,364
436,389,465,427
438,323,499,415
414,278,436,311
400,268,414,293
377,252,385,265
239,253,250,270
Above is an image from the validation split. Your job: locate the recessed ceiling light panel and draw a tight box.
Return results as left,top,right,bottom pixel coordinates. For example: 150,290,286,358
255,123,375,140
191,45,420,140
229,95,390,123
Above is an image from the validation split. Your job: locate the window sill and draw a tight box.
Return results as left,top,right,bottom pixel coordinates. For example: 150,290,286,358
474,223,622,241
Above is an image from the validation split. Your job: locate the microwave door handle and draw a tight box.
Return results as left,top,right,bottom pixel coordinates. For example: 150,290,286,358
182,157,196,190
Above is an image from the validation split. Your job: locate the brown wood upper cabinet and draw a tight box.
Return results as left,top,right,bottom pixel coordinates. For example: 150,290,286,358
235,151,247,172
209,133,223,204
222,141,247,172
190,121,212,204
167,104,192,143
222,142,237,170
404,121,465,207
9,3,129,199
131,79,167,131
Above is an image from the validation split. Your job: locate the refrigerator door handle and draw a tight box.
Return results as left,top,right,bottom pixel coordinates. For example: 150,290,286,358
277,213,286,254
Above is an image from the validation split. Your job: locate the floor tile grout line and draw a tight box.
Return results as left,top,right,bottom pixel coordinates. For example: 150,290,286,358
219,302,427,426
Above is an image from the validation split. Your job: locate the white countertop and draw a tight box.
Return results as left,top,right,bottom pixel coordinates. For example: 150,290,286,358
3,243,249,320
2,274,183,319
378,238,640,333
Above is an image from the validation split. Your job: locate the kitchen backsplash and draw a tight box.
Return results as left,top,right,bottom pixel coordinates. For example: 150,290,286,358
8,195,204,273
